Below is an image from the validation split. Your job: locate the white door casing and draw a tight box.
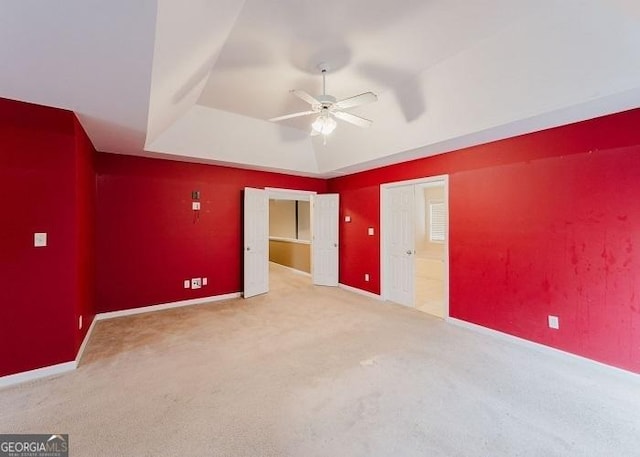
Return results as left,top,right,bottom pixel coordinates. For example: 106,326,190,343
243,187,269,298
312,193,339,286
381,175,450,317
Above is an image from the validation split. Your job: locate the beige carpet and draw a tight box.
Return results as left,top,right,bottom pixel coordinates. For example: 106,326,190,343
1,263,639,456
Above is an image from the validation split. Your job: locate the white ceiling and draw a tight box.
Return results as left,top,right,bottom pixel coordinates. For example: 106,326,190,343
2,0,640,177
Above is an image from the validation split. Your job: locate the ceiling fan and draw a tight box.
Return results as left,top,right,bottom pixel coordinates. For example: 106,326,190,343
269,64,378,138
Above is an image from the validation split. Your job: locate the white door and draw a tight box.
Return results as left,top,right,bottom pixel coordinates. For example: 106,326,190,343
386,185,415,306
312,193,339,286
243,187,269,298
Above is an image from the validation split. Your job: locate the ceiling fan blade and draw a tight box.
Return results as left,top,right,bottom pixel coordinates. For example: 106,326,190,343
269,110,316,122
333,111,373,128
333,92,378,110
291,89,320,106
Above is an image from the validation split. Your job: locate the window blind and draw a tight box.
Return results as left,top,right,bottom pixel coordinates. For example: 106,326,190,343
429,201,446,242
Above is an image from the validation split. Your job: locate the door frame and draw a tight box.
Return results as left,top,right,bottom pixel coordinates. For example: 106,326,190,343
265,187,316,202
265,188,340,286
244,188,317,297
380,174,450,317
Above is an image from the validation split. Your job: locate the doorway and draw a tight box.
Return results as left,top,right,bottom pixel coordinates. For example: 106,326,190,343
268,197,312,274
243,187,339,298
381,176,449,318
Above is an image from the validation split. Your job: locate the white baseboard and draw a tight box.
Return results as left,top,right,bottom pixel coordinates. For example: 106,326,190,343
96,292,242,321
446,317,639,380
75,315,98,365
269,261,311,277
1,292,242,389
0,361,76,389
339,283,383,300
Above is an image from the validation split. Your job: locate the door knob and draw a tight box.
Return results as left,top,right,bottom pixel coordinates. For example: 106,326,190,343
406,250,412,255
246,247,251,251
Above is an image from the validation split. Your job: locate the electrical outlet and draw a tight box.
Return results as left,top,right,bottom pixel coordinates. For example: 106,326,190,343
368,227,375,236
345,216,351,222
548,315,560,329
202,277,208,286
191,278,202,289
183,279,190,289
364,273,370,282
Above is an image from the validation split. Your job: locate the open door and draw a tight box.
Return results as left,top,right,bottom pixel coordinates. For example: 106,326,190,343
311,193,339,286
243,187,268,298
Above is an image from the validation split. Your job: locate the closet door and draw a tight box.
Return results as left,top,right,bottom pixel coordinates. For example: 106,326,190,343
386,185,415,306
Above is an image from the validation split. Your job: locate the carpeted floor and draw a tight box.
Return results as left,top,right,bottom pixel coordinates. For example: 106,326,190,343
1,263,639,456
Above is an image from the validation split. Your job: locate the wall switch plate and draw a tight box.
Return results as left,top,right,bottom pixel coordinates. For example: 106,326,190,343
34,232,47,247
191,278,202,289
368,227,375,236
183,280,191,289
364,273,370,282
192,202,201,210
345,216,351,222
202,277,208,286
548,315,560,329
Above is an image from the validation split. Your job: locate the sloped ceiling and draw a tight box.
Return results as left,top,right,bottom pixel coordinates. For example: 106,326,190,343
2,0,640,177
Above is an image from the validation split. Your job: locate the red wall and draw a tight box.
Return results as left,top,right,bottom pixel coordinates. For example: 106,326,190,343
0,98,96,377
95,154,327,313
329,108,640,373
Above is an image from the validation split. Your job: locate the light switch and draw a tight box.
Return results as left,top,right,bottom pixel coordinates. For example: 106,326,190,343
34,232,47,247
192,202,201,210
368,227,375,236
344,216,351,222
202,277,208,286
183,280,190,289
548,315,560,329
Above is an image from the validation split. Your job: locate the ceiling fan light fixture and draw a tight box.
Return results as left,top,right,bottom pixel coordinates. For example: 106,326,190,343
311,114,337,135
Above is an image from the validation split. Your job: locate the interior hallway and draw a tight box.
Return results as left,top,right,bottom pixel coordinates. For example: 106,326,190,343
1,263,638,456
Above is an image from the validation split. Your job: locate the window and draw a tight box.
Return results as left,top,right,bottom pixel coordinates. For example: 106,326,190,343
429,201,446,242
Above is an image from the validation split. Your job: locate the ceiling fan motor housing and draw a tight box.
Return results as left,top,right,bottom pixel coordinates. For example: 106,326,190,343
315,94,336,110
